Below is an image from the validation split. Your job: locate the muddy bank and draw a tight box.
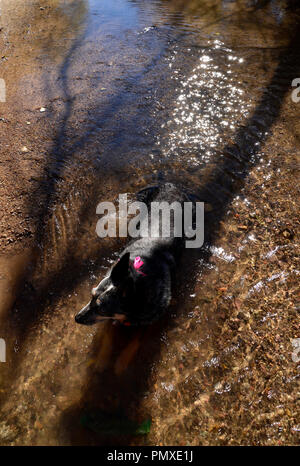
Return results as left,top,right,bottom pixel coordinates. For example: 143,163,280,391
0,0,299,446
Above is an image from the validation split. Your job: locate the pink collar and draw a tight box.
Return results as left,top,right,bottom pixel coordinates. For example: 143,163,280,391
132,256,147,276
122,257,146,327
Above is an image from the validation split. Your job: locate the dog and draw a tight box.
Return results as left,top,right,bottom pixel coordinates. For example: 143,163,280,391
75,183,189,326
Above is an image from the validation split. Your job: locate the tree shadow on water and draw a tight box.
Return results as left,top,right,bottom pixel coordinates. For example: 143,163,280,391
1,4,176,376
1,0,299,444
59,20,300,445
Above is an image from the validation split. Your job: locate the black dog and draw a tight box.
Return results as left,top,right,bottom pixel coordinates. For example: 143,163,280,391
75,183,189,326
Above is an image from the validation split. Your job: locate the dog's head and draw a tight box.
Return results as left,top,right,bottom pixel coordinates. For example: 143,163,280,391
75,253,136,325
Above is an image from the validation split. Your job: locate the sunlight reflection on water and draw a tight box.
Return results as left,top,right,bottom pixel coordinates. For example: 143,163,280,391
156,40,251,164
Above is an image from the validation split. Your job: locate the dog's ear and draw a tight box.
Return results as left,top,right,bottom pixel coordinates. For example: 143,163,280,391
111,252,130,284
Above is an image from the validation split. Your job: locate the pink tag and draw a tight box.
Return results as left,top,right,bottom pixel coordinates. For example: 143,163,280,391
133,256,144,270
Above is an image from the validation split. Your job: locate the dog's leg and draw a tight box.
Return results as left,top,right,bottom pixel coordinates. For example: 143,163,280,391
113,328,146,376
93,322,116,372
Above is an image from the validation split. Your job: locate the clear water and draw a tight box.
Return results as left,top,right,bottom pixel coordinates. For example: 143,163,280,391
0,0,299,445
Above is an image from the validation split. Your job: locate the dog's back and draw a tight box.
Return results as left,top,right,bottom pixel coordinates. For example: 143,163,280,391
75,183,189,326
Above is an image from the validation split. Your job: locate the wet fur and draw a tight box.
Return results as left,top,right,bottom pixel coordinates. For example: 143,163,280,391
75,183,188,326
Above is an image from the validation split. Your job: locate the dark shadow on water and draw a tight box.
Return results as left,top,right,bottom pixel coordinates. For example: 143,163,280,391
59,22,300,445
2,4,174,366
1,0,299,444
59,319,166,445
0,0,197,418
4,0,296,384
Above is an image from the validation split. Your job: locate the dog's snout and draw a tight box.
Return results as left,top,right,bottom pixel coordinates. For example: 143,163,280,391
75,302,94,325
75,310,87,324
75,312,84,324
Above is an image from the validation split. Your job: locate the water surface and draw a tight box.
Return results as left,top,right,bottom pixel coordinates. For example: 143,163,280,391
0,0,299,445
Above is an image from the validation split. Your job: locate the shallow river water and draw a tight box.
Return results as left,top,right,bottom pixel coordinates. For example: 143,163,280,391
0,0,299,445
